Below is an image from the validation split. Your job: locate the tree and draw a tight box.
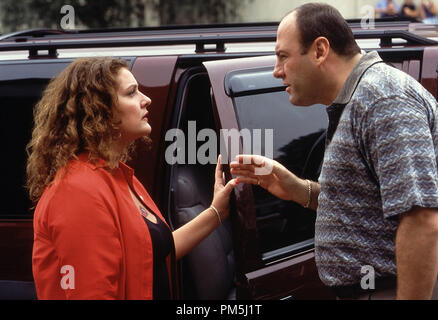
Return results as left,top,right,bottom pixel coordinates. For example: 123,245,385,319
29,0,136,29
152,0,245,25
0,0,249,34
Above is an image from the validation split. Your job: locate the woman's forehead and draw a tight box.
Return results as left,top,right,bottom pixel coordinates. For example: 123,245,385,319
117,68,137,88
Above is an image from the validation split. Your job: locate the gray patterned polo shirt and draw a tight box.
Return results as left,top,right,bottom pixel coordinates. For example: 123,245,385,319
315,51,438,287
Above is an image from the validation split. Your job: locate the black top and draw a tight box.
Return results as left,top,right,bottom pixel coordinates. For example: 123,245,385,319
143,216,173,300
400,4,416,17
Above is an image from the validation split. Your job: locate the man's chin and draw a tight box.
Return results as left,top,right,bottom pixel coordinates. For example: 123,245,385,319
289,95,312,107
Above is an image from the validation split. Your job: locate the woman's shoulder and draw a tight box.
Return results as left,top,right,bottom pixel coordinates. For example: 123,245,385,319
50,155,118,196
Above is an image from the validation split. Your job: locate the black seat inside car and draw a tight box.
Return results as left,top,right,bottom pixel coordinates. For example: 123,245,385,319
173,164,236,300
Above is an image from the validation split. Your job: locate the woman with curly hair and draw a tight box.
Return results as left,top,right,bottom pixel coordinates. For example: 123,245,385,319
27,57,237,300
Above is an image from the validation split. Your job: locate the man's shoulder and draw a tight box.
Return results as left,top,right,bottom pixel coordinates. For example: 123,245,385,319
355,62,431,104
362,61,408,86
346,63,437,132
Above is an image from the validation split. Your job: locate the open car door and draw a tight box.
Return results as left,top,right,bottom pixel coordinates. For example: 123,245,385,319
204,55,335,300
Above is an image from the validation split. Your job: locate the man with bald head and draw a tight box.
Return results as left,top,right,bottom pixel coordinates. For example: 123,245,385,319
231,3,438,300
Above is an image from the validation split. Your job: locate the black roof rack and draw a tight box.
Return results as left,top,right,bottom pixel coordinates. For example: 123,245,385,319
348,16,417,24
0,25,436,59
0,18,415,41
0,24,279,42
0,33,275,59
0,29,77,42
353,29,438,46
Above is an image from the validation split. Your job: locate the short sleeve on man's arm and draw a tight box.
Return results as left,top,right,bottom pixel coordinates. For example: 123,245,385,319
362,97,438,219
46,181,123,299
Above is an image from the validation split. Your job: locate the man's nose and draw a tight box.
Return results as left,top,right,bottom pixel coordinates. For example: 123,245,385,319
273,62,283,79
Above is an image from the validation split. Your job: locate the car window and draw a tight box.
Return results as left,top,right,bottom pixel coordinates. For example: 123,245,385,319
227,68,328,260
0,79,49,218
0,61,71,218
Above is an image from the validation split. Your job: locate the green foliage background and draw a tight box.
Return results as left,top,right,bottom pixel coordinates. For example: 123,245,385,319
0,0,249,34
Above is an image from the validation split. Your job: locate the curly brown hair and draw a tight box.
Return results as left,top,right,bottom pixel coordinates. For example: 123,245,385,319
26,57,131,203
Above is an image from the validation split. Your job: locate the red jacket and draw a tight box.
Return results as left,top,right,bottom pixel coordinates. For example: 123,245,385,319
32,153,176,299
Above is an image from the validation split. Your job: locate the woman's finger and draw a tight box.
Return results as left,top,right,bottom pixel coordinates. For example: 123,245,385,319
223,178,238,195
215,154,225,185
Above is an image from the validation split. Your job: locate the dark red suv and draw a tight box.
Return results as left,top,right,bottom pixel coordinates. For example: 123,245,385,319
1,20,438,300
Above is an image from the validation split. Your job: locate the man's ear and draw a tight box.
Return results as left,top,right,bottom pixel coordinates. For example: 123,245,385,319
313,37,330,64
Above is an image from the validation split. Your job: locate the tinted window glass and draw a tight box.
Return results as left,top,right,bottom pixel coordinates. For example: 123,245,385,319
232,90,328,257
0,79,48,218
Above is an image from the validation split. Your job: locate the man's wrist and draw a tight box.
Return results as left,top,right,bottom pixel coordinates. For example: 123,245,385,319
303,179,312,209
297,179,319,210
